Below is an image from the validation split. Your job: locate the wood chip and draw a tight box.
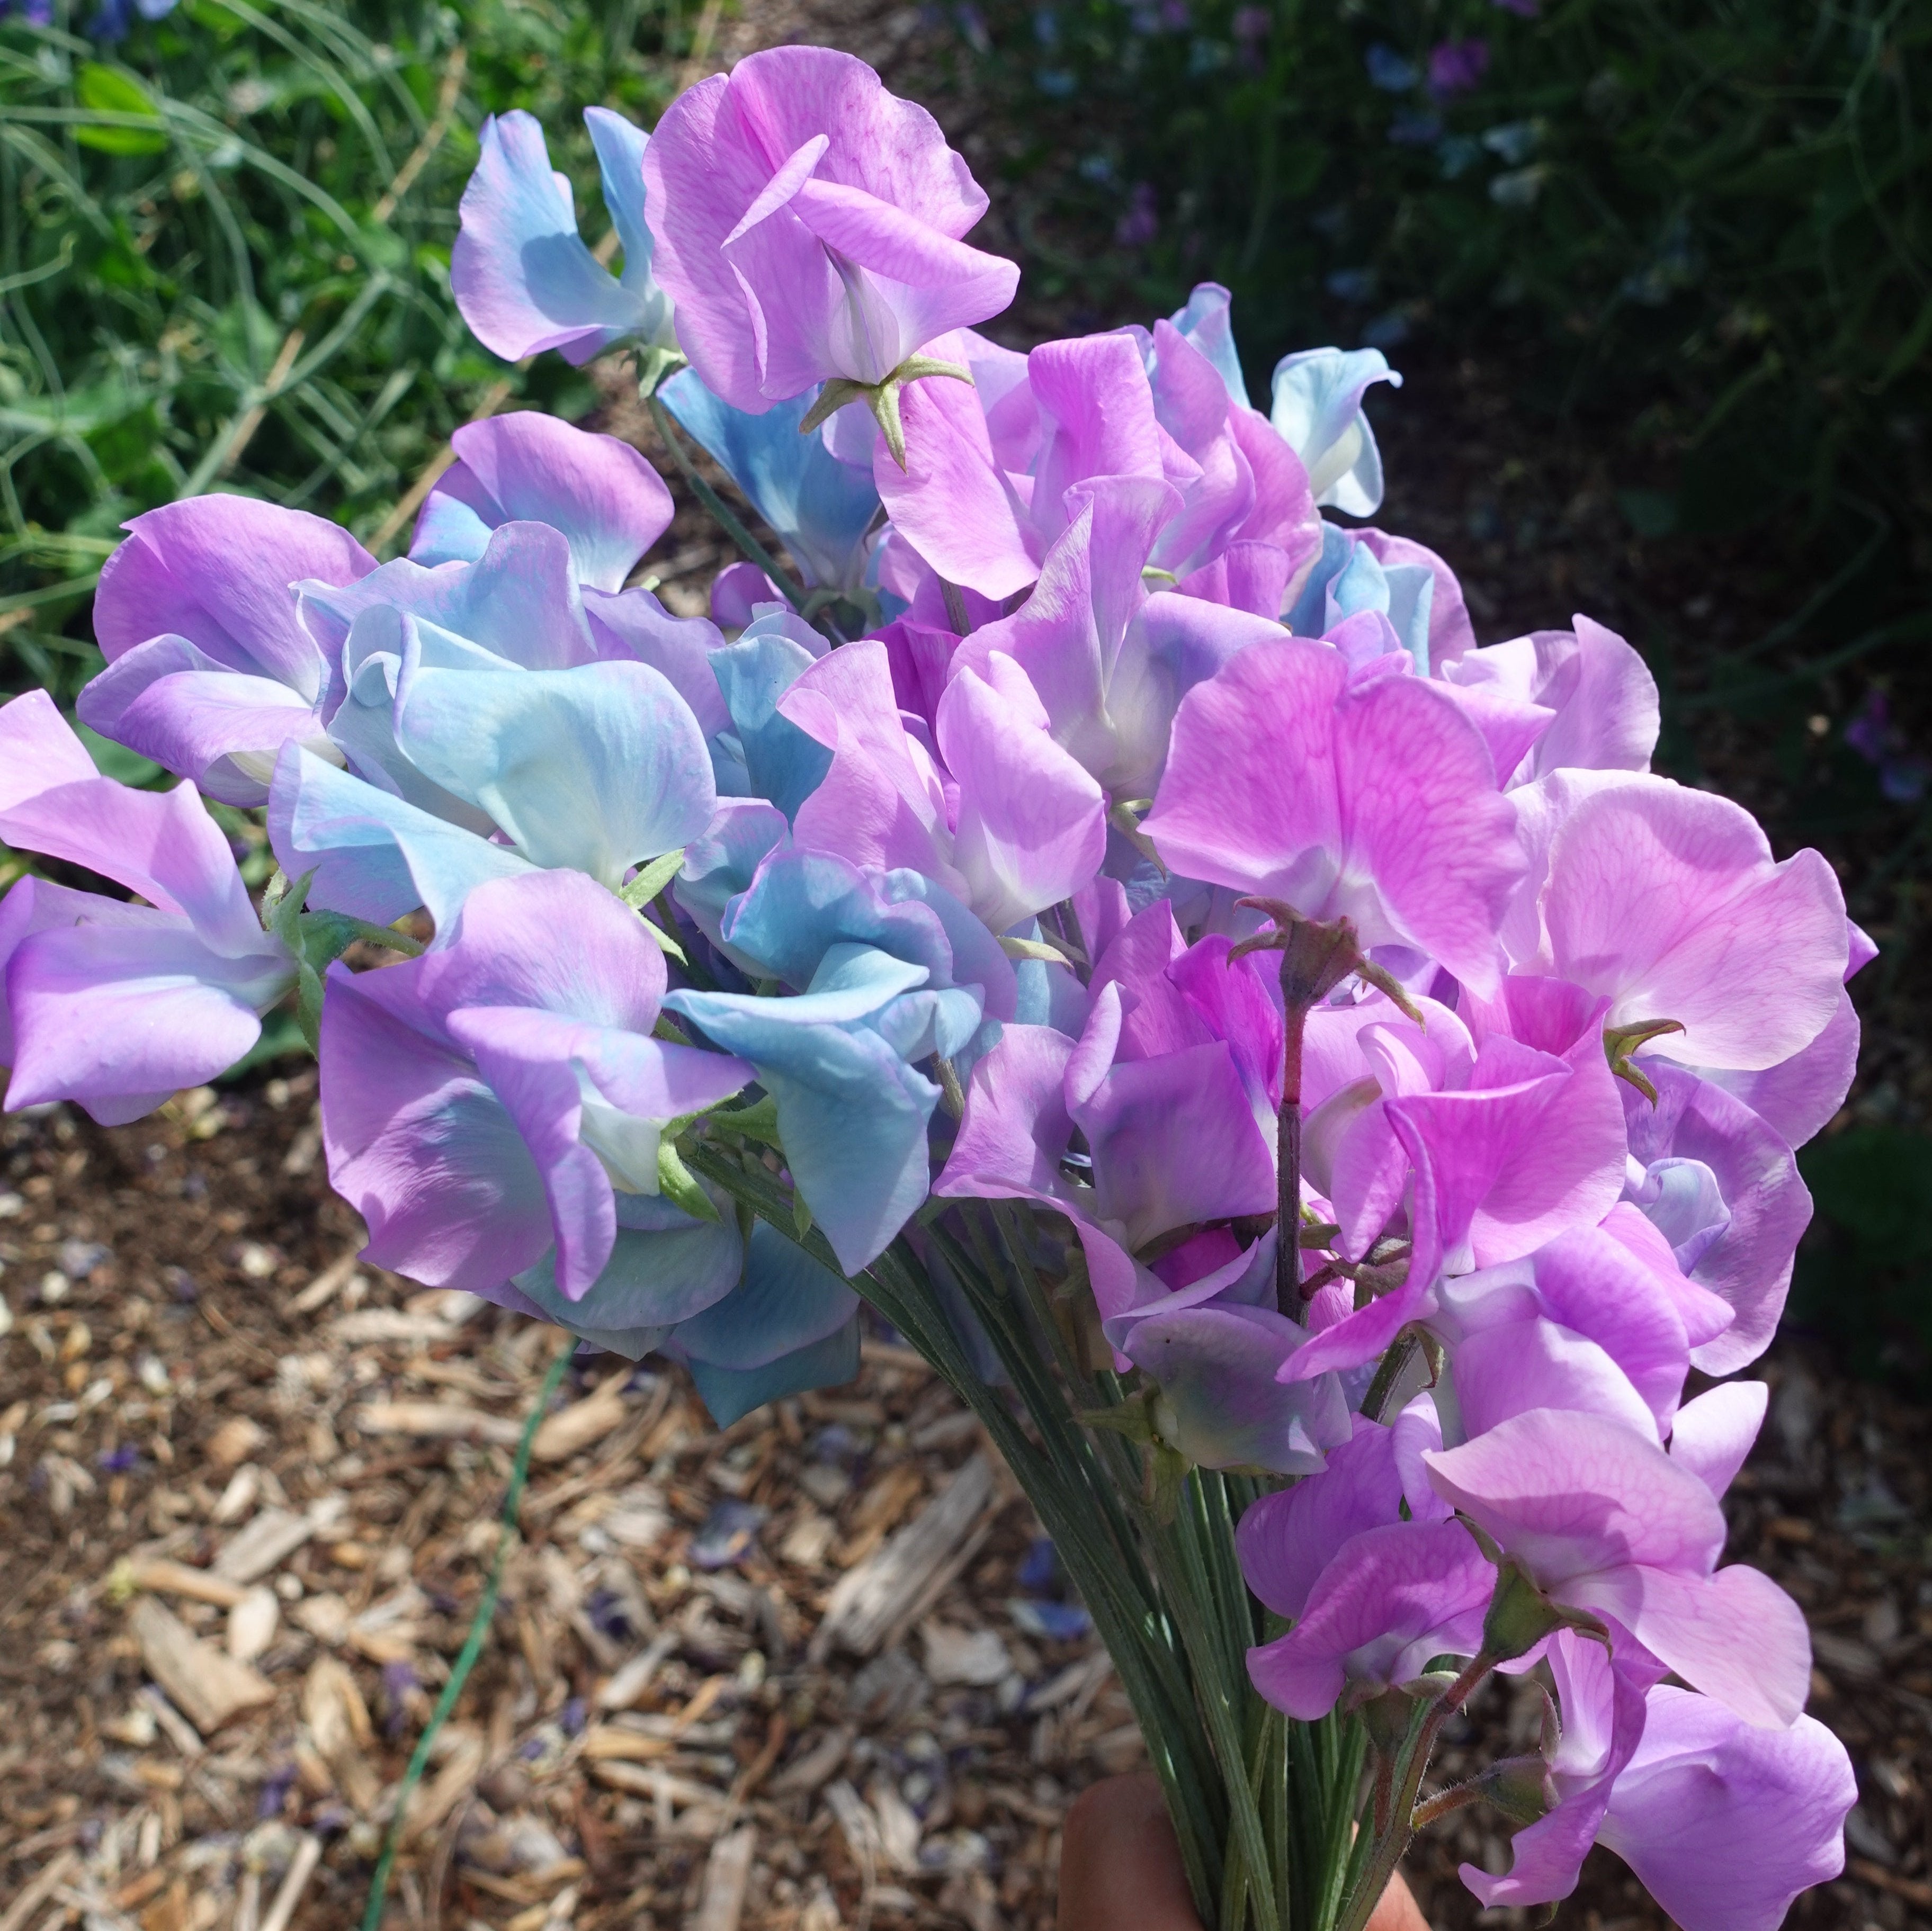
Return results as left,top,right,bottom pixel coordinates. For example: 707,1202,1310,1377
691,1825,756,1931
0,1849,79,1931
353,1400,524,1446
129,1597,273,1733
531,1381,629,1463
205,1415,267,1469
301,1656,380,1813
811,1453,997,1660
405,1729,484,1842
921,1619,1012,1687
213,1497,345,1583
256,1835,321,1931
226,1586,280,1663
123,1557,249,1610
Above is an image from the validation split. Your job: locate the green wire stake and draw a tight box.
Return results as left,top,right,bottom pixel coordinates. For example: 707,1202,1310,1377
360,1340,574,1931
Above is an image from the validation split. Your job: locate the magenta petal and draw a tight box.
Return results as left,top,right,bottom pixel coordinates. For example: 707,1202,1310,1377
320,959,554,1297
935,662,1106,932
78,637,334,806
5,914,282,1124
1235,1416,1409,1620
1563,1560,1811,1729
1423,1407,1729,1585
1542,777,1848,1071
1246,1520,1493,1720
414,414,675,593
1597,1688,1854,1931
1144,638,1523,991
93,496,371,693
1669,1380,1767,1501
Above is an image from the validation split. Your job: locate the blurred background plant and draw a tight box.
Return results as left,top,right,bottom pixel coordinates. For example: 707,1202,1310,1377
0,0,705,707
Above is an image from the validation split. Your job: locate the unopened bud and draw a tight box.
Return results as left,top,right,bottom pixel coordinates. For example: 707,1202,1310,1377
1479,1753,1559,1825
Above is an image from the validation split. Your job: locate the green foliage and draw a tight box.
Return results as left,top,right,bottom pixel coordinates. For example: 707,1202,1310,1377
1794,1126,1932,1382
0,0,707,703
954,0,1931,737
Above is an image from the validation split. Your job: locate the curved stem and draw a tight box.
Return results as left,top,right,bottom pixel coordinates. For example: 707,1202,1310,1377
360,1343,571,1930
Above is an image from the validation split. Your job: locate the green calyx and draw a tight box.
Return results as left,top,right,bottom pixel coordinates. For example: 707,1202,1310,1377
265,867,423,1053
1603,1017,1687,1104
1475,1542,1609,1661
1229,900,1425,1023
797,355,974,470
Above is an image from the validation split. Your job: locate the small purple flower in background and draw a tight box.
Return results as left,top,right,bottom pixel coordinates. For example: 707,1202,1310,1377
1490,0,1540,14
1160,0,1191,28
1846,689,1929,803
1429,37,1491,98
1231,5,1269,44
1115,181,1159,247
4,0,55,23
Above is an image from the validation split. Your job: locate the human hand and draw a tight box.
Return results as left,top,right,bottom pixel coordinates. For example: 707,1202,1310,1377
1058,1775,1429,1931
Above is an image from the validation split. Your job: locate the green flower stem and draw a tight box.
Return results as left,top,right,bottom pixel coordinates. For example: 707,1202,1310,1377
360,1342,571,1931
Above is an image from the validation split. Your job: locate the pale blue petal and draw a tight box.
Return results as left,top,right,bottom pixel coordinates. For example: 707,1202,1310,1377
682,1317,862,1425
270,743,530,927
394,660,716,886
707,619,833,821
1167,282,1250,409
659,369,880,590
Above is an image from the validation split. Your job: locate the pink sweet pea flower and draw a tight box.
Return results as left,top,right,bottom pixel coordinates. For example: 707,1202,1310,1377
79,496,374,806
1424,1407,1812,1728
641,47,1019,412
1143,636,1526,993
776,637,1106,935
1594,1686,1854,1931
1510,772,1849,1073
0,692,294,1123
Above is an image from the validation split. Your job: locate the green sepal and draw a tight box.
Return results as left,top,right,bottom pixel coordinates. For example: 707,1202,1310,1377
1106,796,1164,870
265,869,425,1053
796,356,973,471
1078,1390,1160,1446
998,934,1077,965
1475,1542,1610,1661
635,345,688,398
1603,1017,1686,1105
709,1093,782,1148
792,1185,813,1241
619,848,686,909
657,1136,721,1224
1148,1441,1188,1525
638,917,687,965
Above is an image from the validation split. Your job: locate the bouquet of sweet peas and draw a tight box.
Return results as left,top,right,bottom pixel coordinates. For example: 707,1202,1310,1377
0,44,1866,1931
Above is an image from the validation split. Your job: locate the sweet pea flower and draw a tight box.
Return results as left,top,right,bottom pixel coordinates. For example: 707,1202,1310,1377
641,47,1019,412
0,692,294,1122
1144,635,1526,993
410,414,675,593
1618,1066,1811,1374
1460,1630,1654,1914
1236,1405,1455,1624
1437,615,1660,784
1268,347,1401,515
668,942,985,1273
1508,772,1849,1073
937,911,1285,1321
775,636,1107,936
1593,1685,1854,1931
321,868,753,1301
1425,1407,1812,1728
452,107,675,365
1247,1520,1496,1718
270,599,718,930
79,495,375,805
1102,1232,1353,1475
950,479,1285,799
